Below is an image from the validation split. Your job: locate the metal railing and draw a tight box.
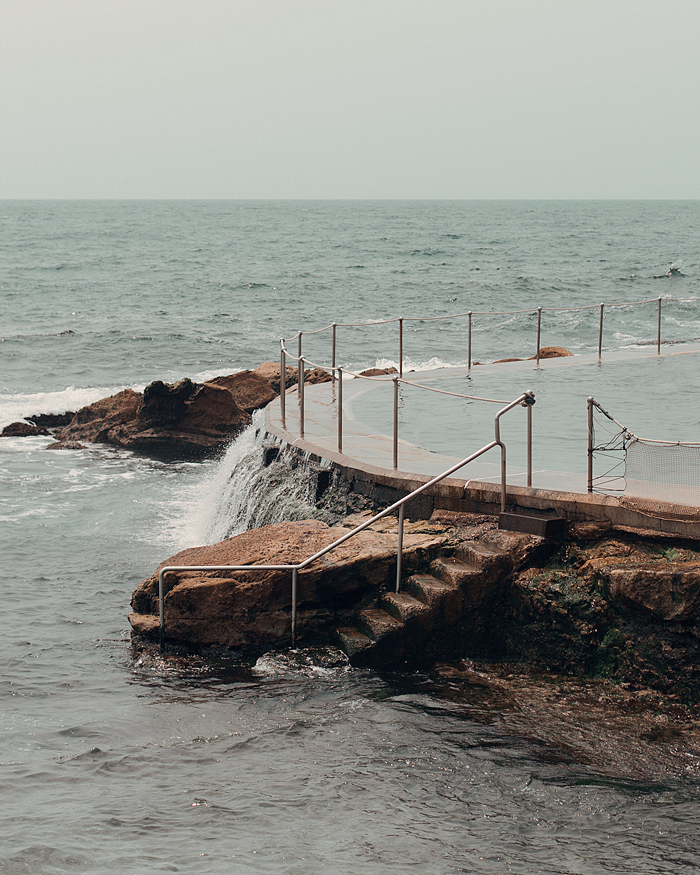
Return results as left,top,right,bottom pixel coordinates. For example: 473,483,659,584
157,391,534,653
280,295,691,380
279,342,533,477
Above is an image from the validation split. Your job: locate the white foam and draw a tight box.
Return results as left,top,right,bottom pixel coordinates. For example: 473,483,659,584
0,386,133,430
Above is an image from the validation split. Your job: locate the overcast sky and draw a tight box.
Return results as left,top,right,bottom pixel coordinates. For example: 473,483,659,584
1,0,698,199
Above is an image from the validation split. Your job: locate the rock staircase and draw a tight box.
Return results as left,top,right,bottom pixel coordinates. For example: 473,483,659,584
336,531,536,667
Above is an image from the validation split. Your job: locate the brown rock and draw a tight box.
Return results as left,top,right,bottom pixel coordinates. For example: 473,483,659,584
56,381,250,460
528,346,574,360
1,421,50,437
601,563,700,622
28,412,75,429
206,370,277,412
359,367,398,377
303,367,332,384
253,361,298,393
46,440,86,450
57,389,141,443
129,518,447,651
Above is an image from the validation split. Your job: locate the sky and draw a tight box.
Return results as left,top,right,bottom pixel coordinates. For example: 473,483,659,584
1,0,699,200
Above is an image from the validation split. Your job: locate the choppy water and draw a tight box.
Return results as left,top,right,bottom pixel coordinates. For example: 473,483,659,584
2,201,700,872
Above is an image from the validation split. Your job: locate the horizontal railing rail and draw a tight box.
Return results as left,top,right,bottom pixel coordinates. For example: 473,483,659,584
157,391,534,654
282,295,698,379
278,342,531,474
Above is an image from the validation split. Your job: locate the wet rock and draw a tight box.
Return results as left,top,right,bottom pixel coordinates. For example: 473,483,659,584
253,361,298,393
303,366,332,384
206,370,276,413
1,421,50,437
130,518,447,651
27,412,75,429
359,366,398,377
528,346,574,359
56,381,250,460
46,440,86,450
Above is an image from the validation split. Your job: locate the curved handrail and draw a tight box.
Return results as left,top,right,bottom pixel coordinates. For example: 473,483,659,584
157,392,534,653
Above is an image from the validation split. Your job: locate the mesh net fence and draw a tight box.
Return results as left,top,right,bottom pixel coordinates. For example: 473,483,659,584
622,438,700,517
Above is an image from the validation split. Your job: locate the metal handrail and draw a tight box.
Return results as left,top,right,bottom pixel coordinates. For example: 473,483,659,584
157,391,534,654
279,340,515,463
282,294,692,378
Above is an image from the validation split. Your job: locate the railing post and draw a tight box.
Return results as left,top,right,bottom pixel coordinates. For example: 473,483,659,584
158,570,165,654
332,323,337,383
500,442,507,513
396,503,405,593
536,307,542,366
299,356,305,439
393,377,399,470
587,397,594,493
657,297,662,355
291,567,298,648
280,341,286,424
468,311,472,369
399,318,404,377
598,303,604,359
527,398,533,487
337,367,343,454
298,332,302,361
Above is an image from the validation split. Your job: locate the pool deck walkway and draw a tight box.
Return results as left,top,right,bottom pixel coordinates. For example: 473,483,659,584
264,349,700,539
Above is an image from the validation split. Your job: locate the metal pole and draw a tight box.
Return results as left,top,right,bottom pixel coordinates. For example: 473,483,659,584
291,567,298,648
536,308,542,366
587,397,594,493
158,570,165,654
598,303,604,359
332,323,337,383
527,400,532,487
500,442,507,513
280,341,286,423
395,503,405,593
468,312,472,369
393,377,399,470
399,318,403,377
337,367,343,454
657,297,662,355
299,356,305,439
298,332,302,361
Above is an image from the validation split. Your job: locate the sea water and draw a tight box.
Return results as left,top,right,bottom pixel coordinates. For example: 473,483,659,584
2,200,700,873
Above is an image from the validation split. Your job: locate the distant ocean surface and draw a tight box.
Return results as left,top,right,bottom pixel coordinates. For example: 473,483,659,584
2,201,700,874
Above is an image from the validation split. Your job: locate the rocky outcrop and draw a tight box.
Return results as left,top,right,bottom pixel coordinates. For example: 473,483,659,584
359,366,399,377
55,380,250,459
131,508,700,701
1,422,50,437
253,361,298,394
129,517,448,651
206,370,276,413
528,346,574,360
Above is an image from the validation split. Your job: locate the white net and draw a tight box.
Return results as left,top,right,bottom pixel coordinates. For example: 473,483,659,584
624,438,700,512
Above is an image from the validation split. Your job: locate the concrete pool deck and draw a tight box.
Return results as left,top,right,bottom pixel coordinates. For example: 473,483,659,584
264,345,700,539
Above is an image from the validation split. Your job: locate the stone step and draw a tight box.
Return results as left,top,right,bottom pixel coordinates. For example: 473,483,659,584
499,511,567,540
406,573,458,606
430,556,481,587
455,540,506,569
380,591,429,623
357,608,403,641
335,626,373,657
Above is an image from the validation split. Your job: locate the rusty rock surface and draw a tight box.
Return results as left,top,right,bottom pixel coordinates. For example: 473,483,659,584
130,518,447,651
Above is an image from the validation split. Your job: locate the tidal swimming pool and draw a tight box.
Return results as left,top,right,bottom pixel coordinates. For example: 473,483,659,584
349,346,700,491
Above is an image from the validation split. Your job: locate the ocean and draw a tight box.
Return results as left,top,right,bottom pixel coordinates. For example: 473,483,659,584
2,200,700,873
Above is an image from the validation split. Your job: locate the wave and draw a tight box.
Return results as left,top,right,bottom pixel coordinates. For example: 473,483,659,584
0,386,132,430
